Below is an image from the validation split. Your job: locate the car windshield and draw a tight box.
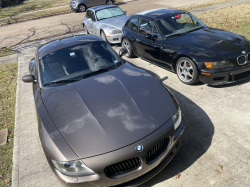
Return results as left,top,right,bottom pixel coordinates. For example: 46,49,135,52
156,13,206,38
96,7,124,21
39,41,122,86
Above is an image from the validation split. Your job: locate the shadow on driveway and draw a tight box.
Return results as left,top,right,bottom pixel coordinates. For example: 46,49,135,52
134,67,215,186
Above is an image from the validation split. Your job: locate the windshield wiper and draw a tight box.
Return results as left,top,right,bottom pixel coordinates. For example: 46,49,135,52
81,67,116,78
43,79,81,86
186,26,204,33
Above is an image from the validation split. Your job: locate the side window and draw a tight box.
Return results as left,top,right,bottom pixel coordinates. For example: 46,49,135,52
91,11,96,22
139,19,153,36
125,18,139,33
86,10,90,19
152,25,161,40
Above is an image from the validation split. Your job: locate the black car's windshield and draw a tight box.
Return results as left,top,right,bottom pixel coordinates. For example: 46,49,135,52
96,7,125,21
157,13,206,38
39,41,122,86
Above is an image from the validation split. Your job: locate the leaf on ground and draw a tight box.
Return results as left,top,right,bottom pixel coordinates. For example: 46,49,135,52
215,170,221,174
4,123,8,127
218,164,223,170
174,173,181,179
4,179,9,183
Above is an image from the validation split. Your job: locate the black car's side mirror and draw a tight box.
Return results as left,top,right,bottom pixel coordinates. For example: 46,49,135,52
145,33,152,40
22,74,35,83
119,48,128,57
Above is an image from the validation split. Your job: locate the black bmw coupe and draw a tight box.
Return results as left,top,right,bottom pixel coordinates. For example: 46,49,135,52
122,9,250,85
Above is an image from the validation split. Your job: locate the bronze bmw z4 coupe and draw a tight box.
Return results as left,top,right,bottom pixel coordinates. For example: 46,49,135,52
22,35,185,187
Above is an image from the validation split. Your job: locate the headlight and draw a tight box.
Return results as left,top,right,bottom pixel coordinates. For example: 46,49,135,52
108,30,122,34
204,61,233,69
172,108,182,130
51,159,96,176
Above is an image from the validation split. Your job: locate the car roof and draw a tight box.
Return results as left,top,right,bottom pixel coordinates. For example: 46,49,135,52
134,9,187,20
89,4,117,11
37,35,103,58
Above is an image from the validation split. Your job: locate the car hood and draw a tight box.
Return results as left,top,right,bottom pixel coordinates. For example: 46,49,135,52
99,15,129,30
41,63,172,158
167,27,250,56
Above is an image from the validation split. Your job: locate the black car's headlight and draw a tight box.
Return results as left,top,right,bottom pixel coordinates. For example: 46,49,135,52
204,61,234,69
108,30,122,34
51,159,96,176
172,108,182,130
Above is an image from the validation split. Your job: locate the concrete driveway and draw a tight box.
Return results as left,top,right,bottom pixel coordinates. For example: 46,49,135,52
12,35,250,187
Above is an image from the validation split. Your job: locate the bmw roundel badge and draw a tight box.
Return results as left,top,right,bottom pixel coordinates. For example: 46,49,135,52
242,51,246,55
135,144,143,152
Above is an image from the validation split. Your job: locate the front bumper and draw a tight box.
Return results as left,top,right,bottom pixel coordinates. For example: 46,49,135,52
199,64,250,85
49,116,185,187
106,33,123,44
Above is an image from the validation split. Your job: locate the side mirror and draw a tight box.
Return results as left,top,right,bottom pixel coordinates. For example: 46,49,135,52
119,48,128,57
124,11,127,14
22,74,35,83
145,33,152,39
88,18,92,22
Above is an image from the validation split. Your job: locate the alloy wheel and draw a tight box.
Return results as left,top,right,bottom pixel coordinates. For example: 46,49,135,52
106,0,113,5
79,5,86,12
177,60,194,83
122,39,130,57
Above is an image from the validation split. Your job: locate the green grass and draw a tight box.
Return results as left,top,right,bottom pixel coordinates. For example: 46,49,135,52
0,62,18,187
182,0,234,11
0,0,70,19
0,48,16,57
197,2,250,40
0,6,71,25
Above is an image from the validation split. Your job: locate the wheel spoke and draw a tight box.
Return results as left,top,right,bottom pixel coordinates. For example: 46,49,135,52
187,72,193,78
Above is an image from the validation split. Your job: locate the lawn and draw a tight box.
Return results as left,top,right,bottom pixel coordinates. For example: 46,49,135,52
0,6,71,25
182,0,234,11
0,48,16,57
0,0,70,19
0,62,18,187
197,2,250,40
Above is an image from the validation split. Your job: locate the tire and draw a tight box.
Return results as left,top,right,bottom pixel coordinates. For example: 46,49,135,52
101,30,108,42
106,0,114,5
78,4,86,12
122,38,134,58
176,57,199,85
83,24,89,34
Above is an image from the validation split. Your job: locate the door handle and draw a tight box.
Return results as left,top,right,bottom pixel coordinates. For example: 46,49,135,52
136,39,140,42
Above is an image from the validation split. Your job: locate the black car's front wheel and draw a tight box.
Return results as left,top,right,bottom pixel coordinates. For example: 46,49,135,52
78,4,86,12
122,38,134,58
176,57,199,85
106,0,114,4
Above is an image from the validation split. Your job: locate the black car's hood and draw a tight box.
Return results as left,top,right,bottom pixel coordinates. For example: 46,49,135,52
41,63,172,158
167,27,250,55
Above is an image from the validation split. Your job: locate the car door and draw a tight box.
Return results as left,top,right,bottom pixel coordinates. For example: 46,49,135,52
133,19,162,63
